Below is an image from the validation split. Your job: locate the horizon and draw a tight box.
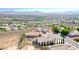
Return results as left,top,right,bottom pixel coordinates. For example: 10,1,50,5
0,8,79,13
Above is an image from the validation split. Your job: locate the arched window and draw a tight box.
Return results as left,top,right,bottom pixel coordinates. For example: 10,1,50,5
50,40,53,45
47,41,49,46
35,38,38,44
62,38,64,44
38,42,40,46
52,40,54,45
61,39,63,44
56,39,58,45
44,42,46,46
41,42,44,46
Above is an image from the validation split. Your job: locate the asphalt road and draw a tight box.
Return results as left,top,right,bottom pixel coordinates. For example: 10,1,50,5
65,37,79,49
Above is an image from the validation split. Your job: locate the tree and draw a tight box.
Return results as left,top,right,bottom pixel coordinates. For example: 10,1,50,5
60,29,69,44
51,25,60,33
61,29,69,36
60,24,71,30
54,27,60,33
0,27,6,32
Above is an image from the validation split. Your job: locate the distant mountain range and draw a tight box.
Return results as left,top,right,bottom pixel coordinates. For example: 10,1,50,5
0,11,79,15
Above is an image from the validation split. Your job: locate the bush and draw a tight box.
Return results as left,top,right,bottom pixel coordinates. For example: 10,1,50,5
0,27,6,32
73,39,79,42
18,34,32,49
77,27,79,31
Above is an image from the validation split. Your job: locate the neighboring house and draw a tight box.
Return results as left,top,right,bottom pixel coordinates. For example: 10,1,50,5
25,27,52,38
5,27,11,31
67,30,79,39
11,27,18,31
25,30,43,38
9,24,18,31
0,26,11,31
36,27,52,33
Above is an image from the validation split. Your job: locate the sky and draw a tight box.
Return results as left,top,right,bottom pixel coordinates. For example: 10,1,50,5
0,0,79,12
0,8,79,12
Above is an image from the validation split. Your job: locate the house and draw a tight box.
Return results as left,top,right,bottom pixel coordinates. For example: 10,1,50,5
32,33,64,46
25,30,43,38
36,27,52,33
0,26,11,31
9,24,18,31
67,30,79,39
